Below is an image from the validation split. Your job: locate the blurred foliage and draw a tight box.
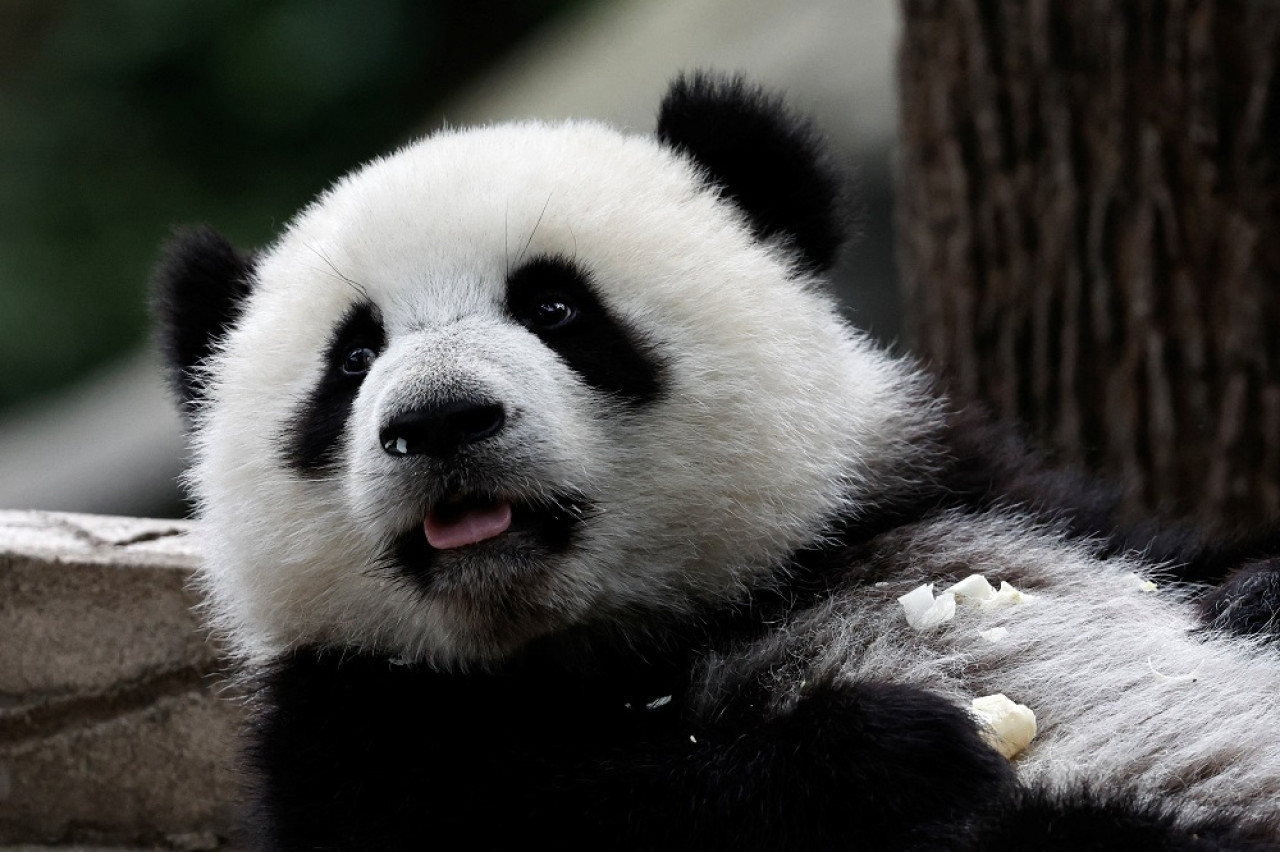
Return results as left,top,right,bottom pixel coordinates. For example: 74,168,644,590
0,0,583,410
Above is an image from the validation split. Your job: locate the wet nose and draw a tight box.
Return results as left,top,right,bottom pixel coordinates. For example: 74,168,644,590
380,399,506,458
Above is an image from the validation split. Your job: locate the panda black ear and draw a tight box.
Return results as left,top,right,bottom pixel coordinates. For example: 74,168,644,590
151,225,254,410
656,72,846,273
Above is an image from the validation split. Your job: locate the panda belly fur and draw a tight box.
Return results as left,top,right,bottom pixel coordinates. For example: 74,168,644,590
153,73,1280,849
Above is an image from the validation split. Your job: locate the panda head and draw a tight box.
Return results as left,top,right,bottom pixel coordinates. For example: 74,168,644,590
155,74,930,668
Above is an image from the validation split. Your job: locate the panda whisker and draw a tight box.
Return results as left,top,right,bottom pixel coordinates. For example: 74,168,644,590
516,191,554,265
305,244,369,299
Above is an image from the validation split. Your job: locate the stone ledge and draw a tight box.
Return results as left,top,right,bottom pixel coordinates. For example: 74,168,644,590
0,511,239,849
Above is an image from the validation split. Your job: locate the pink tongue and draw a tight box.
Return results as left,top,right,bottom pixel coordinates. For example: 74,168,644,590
424,501,514,550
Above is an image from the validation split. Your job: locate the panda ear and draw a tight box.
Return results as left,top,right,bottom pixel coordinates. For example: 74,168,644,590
151,226,254,410
656,72,846,272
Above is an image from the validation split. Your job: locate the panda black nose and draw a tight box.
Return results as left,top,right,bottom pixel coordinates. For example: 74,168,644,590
380,399,506,458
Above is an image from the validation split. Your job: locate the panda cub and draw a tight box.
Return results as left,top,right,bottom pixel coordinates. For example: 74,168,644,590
155,74,1280,849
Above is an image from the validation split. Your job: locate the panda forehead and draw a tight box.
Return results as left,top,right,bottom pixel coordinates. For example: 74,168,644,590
257,120,765,315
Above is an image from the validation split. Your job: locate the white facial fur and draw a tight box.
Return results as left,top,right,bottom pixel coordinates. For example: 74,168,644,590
190,119,935,668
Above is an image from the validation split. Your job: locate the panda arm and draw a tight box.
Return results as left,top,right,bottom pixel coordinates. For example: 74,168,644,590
647,677,1019,849
246,648,1017,849
249,648,1262,849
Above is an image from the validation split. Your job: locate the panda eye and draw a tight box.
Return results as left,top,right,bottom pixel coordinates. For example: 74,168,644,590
341,346,378,376
526,294,578,331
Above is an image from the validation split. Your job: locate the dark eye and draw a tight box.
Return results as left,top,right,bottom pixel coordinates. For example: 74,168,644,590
527,295,577,331
341,345,378,376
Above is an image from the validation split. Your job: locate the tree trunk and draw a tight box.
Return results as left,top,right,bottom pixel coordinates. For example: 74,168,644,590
896,0,1280,529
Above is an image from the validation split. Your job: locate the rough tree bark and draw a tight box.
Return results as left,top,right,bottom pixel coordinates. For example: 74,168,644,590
896,0,1280,529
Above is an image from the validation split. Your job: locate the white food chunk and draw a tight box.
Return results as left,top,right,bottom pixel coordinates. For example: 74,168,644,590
988,581,1036,607
946,574,1036,608
1123,572,1159,592
898,584,956,630
945,574,998,601
899,575,1036,631
971,693,1037,759
979,626,1009,643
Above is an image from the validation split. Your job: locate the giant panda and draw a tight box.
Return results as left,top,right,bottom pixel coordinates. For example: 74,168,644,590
154,74,1280,849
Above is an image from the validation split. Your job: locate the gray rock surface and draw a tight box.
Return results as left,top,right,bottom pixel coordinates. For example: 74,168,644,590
0,511,239,849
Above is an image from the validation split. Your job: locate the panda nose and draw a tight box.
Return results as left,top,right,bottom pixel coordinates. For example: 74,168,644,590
380,399,506,458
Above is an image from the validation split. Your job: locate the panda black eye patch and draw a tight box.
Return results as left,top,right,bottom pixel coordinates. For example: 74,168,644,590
285,302,385,473
506,256,664,406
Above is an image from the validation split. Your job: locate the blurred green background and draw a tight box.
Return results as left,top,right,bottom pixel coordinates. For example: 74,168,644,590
0,0,583,412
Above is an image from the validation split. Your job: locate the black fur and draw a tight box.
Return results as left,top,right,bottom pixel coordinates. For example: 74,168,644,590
1200,559,1280,642
285,302,384,473
151,226,254,409
507,255,665,406
958,786,1277,851
248,645,1016,851
657,72,847,273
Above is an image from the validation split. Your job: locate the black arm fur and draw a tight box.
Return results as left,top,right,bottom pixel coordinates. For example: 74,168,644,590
249,646,1016,850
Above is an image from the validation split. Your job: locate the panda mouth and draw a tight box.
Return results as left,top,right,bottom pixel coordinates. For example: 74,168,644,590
393,488,592,573
424,492,515,550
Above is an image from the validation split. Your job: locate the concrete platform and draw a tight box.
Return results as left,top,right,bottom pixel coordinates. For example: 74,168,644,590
0,511,239,849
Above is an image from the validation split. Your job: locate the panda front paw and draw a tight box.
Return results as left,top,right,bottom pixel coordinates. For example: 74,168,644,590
683,679,1017,849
